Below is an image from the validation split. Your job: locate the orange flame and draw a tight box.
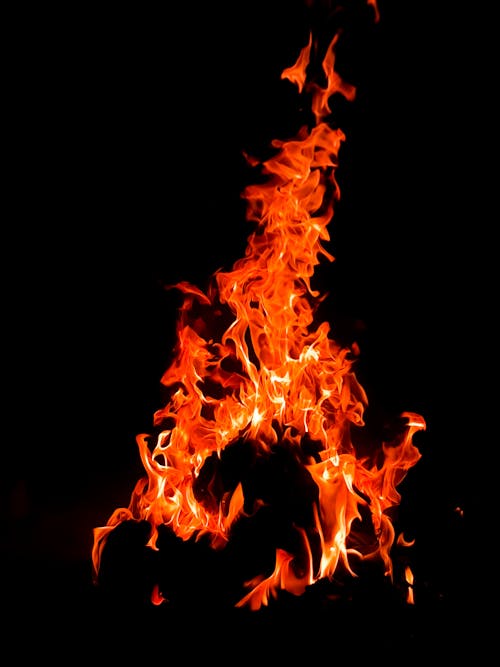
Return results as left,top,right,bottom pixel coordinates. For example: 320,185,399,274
404,566,415,605
93,0,425,610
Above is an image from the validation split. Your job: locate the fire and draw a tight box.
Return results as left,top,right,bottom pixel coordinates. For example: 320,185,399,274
93,0,425,610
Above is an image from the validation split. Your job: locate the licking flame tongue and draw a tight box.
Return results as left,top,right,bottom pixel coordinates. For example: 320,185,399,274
93,21,425,610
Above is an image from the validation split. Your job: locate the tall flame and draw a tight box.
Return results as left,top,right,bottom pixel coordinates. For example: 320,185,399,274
93,0,425,610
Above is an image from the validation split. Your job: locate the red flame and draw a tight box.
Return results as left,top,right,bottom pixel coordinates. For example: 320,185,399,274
93,0,425,610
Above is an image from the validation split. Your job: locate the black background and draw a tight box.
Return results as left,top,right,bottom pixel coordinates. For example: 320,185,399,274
3,0,488,657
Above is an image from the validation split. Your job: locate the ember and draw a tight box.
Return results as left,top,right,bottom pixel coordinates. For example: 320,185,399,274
92,0,425,611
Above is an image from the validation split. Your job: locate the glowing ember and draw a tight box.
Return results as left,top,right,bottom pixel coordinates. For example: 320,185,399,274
92,0,425,610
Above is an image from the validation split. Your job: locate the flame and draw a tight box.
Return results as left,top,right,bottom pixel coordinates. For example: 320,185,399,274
93,0,425,610
404,566,415,605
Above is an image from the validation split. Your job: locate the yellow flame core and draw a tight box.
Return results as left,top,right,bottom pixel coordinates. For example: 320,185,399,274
93,3,425,610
